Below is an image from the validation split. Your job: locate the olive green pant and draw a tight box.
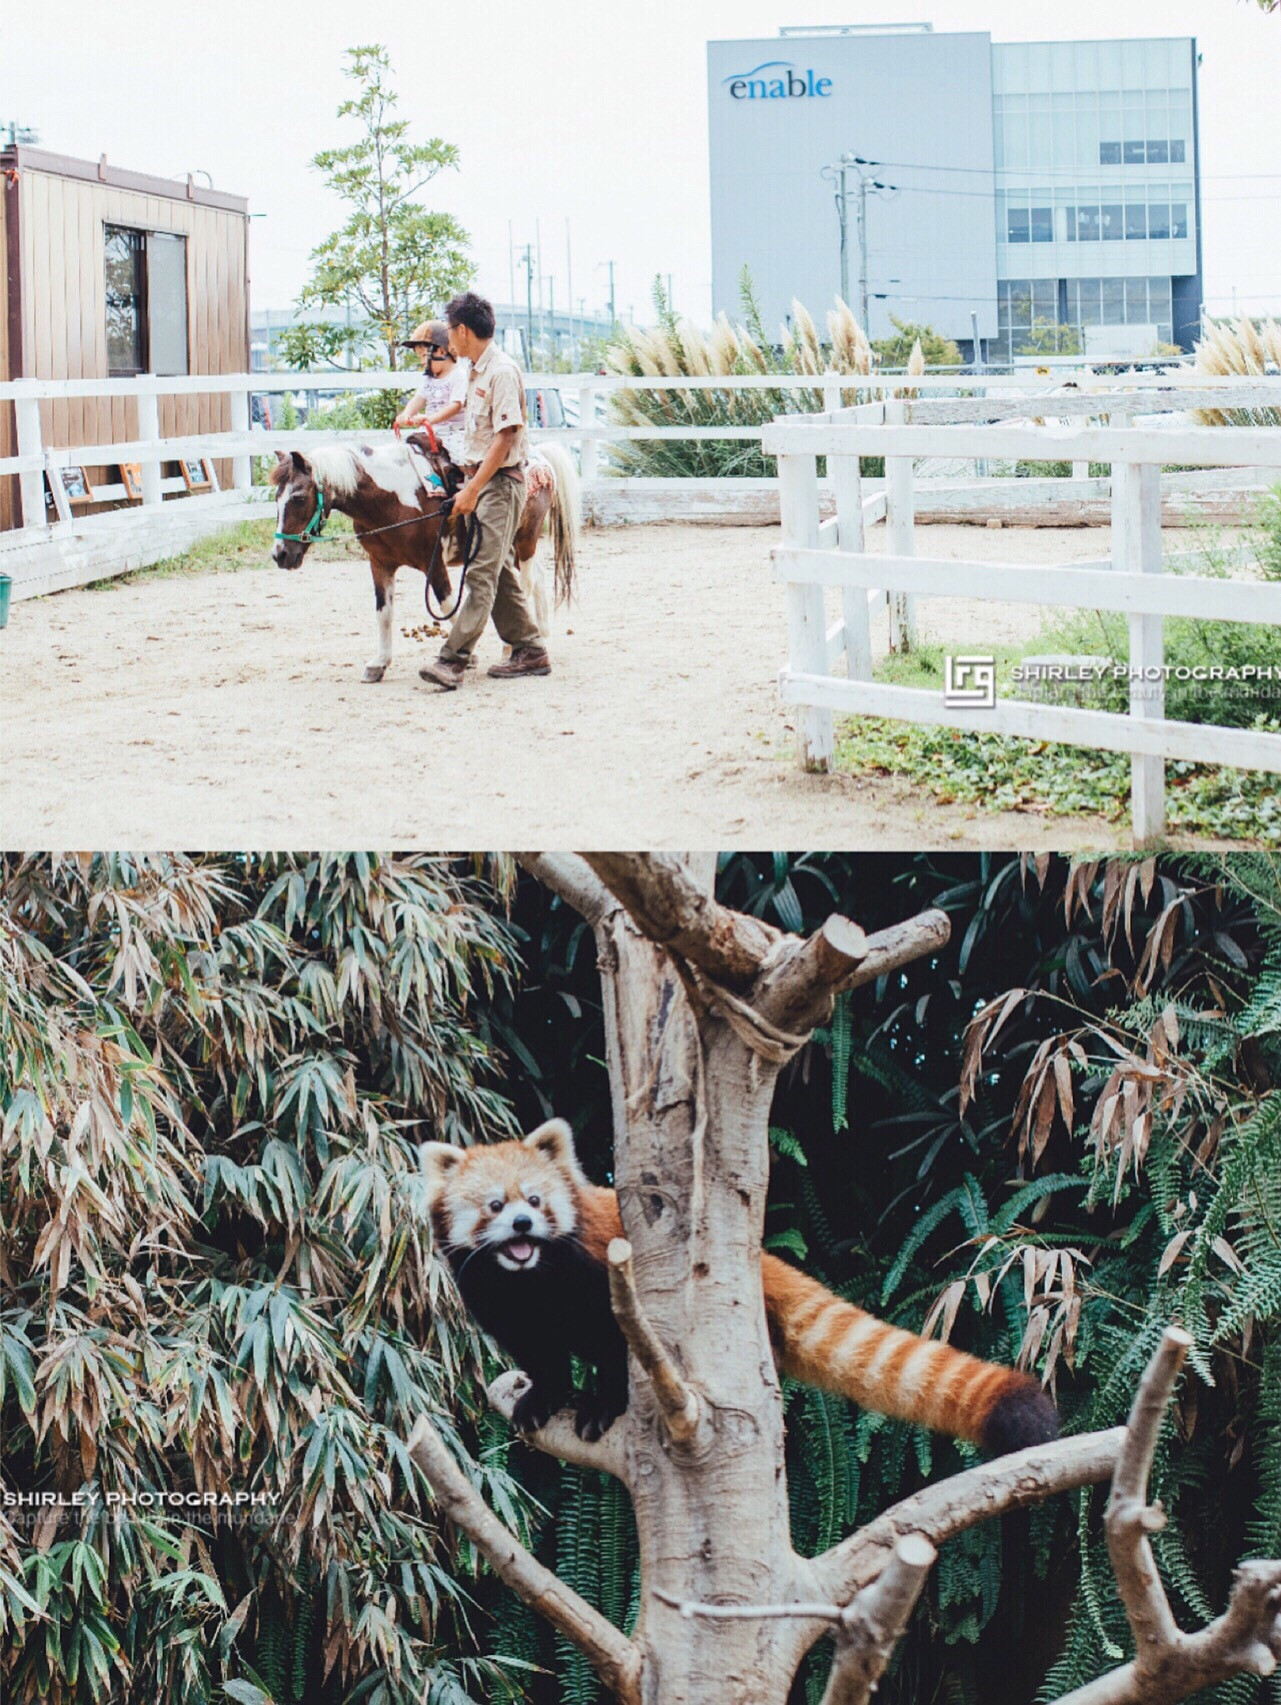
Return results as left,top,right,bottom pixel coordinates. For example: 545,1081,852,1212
439,472,542,661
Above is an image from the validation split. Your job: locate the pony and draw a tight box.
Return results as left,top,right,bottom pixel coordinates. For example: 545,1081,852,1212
270,439,580,683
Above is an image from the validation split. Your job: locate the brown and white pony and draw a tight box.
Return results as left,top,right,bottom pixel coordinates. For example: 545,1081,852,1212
270,439,580,683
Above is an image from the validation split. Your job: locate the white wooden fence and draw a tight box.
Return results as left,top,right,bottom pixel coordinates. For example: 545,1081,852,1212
2,368,1279,600
759,401,1281,845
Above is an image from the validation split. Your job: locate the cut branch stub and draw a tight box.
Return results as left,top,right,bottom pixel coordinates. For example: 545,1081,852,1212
608,1237,700,1442
1104,1326,1190,1655
820,1534,937,1705
755,908,950,1037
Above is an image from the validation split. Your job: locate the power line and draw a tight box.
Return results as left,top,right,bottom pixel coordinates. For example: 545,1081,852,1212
865,156,1281,181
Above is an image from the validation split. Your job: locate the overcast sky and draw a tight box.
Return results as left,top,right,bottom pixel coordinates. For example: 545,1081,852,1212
3,0,1279,328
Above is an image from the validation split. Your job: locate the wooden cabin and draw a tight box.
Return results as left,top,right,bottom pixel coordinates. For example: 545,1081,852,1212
1,147,250,529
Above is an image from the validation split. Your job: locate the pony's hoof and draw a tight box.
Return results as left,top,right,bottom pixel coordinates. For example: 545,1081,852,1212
362,664,388,684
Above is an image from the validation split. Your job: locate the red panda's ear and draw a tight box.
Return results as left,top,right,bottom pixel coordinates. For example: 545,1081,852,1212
523,1118,585,1182
419,1142,465,1197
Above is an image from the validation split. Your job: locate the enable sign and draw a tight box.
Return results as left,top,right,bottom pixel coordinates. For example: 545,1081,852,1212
724,60,833,100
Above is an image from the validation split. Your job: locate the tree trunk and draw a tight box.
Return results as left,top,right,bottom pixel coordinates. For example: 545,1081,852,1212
595,894,803,1701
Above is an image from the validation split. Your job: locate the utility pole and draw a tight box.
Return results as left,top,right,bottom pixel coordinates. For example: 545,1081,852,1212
609,261,616,329
820,153,896,334
565,217,574,370
536,219,544,357
519,244,535,369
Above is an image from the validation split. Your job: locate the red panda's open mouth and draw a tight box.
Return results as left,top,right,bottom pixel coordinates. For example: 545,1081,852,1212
499,1239,538,1268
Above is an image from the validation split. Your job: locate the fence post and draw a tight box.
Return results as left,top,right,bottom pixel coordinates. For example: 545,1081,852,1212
136,388,163,507
230,386,252,492
577,381,598,486
778,449,834,771
884,400,917,653
1112,458,1165,844
832,438,871,682
14,387,46,529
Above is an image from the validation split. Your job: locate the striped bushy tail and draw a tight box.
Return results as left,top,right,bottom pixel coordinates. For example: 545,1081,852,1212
532,440,581,605
762,1254,1058,1456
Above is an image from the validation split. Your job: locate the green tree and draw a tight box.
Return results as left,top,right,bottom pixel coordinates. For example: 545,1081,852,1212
0,853,530,1705
871,316,962,368
1015,316,1083,357
281,44,474,372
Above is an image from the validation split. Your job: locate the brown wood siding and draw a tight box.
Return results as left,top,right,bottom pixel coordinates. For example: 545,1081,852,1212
6,165,247,527
0,175,14,530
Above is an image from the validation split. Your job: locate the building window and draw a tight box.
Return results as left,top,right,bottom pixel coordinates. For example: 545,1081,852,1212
1170,139,1186,164
1100,140,1122,164
1101,203,1124,240
1147,203,1171,240
1030,206,1054,242
105,228,146,375
1007,207,1030,243
1146,139,1169,164
1170,202,1189,238
1125,203,1148,240
1072,205,1101,241
1123,139,1146,165
104,225,190,378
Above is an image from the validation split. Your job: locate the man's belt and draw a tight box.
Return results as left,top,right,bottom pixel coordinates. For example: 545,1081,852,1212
463,463,525,479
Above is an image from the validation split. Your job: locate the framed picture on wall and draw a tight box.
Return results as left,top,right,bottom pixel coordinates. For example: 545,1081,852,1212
179,457,213,492
120,463,144,501
58,466,94,505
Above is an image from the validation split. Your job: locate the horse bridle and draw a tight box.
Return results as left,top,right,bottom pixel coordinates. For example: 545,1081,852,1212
274,486,328,545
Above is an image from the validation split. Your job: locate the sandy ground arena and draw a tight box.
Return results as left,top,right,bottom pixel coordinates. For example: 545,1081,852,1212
0,519,1244,849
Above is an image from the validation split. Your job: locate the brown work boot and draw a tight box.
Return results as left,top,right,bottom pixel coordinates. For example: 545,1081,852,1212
419,655,467,690
487,646,551,679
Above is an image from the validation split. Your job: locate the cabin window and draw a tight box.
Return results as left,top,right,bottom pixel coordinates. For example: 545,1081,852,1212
104,225,190,377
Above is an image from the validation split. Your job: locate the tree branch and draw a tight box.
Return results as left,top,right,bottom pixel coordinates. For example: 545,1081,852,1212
755,908,951,1035
407,1413,640,1702
1055,1326,1281,1705
820,1534,936,1705
608,1239,700,1441
581,854,778,987
515,854,619,926
808,1428,1126,1605
1105,1326,1189,1654
486,1372,628,1480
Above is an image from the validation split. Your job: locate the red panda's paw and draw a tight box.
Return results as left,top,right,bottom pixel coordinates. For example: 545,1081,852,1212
979,1379,1060,1457
511,1381,564,1435
574,1391,625,1442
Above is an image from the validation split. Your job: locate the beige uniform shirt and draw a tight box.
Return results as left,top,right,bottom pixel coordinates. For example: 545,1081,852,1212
462,340,529,469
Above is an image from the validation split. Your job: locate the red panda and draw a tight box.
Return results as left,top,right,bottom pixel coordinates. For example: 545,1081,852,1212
420,1119,1058,1455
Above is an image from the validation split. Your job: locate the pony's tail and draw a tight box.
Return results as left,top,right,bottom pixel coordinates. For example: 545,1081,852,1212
533,441,582,605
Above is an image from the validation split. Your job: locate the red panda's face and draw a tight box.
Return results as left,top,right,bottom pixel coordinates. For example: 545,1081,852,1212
421,1121,583,1273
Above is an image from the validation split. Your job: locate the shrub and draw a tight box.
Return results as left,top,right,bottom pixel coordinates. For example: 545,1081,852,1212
603,273,881,479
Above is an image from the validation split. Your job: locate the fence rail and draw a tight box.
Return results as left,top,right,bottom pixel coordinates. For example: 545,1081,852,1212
3,368,1279,601
760,401,1281,845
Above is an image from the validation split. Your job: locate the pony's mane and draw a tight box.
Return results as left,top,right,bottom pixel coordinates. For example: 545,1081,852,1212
270,446,362,499
300,445,362,498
